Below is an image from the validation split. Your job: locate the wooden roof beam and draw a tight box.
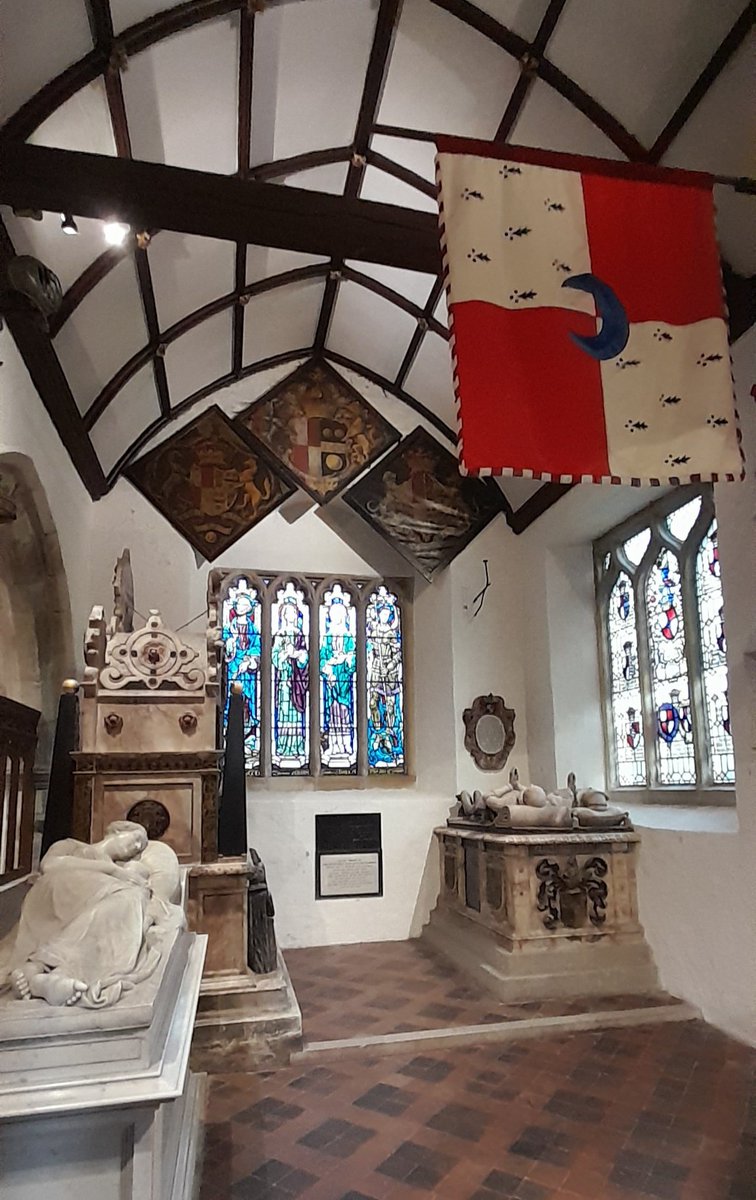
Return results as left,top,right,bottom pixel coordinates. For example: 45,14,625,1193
0,143,441,274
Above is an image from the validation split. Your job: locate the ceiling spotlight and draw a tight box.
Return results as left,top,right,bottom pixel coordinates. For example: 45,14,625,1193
103,220,130,247
60,213,78,236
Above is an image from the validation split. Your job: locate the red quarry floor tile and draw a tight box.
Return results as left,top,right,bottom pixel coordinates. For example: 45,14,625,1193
284,940,684,1046
200,1017,755,1199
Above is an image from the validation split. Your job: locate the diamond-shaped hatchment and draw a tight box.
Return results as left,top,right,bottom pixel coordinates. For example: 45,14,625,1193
344,427,502,581
127,406,293,561
235,359,400,504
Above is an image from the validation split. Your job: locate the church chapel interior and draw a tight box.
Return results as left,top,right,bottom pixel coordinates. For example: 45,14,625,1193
0,1,755,1198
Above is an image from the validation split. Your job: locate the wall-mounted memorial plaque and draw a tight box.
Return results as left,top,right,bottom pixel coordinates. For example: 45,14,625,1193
315,812,383,899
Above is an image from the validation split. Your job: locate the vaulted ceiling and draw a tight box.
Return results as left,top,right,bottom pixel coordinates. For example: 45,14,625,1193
1,0,753,514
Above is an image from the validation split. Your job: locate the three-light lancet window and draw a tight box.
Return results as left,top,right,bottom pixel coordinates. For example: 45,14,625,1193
594,487,734,799
210,571,408,778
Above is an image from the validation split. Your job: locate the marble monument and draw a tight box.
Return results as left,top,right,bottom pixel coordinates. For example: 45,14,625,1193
424,768,656,1002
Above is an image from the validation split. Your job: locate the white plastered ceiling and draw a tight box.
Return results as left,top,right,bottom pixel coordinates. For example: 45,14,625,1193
0,0,753,498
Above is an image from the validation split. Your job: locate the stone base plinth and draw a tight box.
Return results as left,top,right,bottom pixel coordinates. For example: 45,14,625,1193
192,951,302,1070
422,826,659,1002
188,859,302,1069
187,857,249,976
0,933,207,1200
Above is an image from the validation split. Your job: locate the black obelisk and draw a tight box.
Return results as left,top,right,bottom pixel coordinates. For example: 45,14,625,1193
41,680,79,855
218,681,248,856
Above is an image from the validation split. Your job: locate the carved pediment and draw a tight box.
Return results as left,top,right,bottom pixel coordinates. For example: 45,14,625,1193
100,610,206,693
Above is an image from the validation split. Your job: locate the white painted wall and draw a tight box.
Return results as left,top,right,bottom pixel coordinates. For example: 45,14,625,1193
0,328,92,665
517,328,756,1046
450,515,531,791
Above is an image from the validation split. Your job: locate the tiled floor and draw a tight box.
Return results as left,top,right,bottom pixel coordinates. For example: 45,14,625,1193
285,941,681,1044
200,1019,756,1200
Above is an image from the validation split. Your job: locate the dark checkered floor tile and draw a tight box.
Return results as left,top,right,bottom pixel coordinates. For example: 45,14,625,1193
376,1139,457,1189
353,1082,416,1116
477,1171,550,1199
200,943,756,1200
230,1159,318,1199
398,1054,454,1082
427,1101,486,1141
235,1097,304,1130
509,1124,573,1166
544,1088,607,1123
298,1117,375,1158
285,938,683,1046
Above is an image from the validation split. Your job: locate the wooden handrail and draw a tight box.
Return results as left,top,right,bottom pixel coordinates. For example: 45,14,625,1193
0,696,40,884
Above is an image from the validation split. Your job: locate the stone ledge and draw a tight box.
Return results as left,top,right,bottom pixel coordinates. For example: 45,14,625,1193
627,805,739,834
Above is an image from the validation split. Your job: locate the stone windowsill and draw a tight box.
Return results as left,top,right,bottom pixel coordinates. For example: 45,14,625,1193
624,804,739,834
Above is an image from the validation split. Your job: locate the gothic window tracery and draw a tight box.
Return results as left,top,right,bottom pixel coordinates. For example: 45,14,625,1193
214,571,408,780
595,487,734,798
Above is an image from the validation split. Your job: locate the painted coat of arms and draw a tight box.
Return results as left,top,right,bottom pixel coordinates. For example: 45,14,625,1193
127,407,293,560
344,427,501,580
236,359,399,503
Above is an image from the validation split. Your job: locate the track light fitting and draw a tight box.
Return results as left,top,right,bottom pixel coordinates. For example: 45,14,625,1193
60,213,78,235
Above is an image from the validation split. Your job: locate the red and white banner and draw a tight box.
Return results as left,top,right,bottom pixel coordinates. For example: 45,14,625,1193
436,138,742,484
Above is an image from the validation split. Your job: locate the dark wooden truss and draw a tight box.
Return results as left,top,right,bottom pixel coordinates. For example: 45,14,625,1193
1,0,754,535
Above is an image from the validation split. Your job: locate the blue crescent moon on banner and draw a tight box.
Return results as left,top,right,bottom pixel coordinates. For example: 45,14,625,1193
562,273,629,360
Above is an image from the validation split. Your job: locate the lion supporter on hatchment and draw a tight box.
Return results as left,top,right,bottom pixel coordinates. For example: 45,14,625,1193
1,820,184,1009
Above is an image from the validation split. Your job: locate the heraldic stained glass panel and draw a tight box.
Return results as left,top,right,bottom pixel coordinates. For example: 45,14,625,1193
366,586,404,773
222,578,262,774
319,584,358,774
607,573,646,786
696,524,735,784
646,548,695,785
271,581,310,774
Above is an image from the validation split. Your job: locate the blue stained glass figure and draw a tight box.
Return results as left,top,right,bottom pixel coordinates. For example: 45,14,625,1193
319,585,357,773
222,579,262,773
271,583,310,773
366,586,404,772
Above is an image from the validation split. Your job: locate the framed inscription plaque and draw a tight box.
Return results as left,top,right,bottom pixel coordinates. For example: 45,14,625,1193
315,812,383,900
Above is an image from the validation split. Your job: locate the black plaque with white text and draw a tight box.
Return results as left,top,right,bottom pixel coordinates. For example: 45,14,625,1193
315,813,383,899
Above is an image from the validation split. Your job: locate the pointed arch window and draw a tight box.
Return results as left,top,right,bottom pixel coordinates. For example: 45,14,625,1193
211,570,410,781
595,487,734,802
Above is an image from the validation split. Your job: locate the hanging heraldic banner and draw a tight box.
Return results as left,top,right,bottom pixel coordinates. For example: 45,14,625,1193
435,138,742,486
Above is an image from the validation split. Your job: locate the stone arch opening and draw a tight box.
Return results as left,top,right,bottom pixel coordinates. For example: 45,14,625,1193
0,452,75,765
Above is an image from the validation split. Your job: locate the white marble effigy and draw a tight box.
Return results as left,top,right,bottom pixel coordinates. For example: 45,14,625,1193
0,931,206,1200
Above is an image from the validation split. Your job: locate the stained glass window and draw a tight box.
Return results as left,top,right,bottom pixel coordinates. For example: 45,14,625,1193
319,584,357,774
271,582,310,774
666,496,701,543
595,487,734,798
696,524,735,784
606,573,646,786
222,578,262,773
646,548,695,785
622,529,650,567
216,572,409,781
366,586,404,773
